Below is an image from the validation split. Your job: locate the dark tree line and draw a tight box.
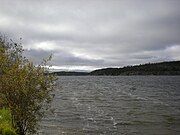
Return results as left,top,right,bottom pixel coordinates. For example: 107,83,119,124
90,61,180,76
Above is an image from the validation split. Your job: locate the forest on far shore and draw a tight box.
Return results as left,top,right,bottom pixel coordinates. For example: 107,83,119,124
53,61,180,76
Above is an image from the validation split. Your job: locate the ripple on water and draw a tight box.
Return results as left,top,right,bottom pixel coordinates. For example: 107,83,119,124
40,76,180,135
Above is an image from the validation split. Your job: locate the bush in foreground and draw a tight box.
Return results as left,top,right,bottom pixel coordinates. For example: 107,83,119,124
0,36,57,135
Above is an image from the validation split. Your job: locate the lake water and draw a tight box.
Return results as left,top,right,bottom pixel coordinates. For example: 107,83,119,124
39,76,180,135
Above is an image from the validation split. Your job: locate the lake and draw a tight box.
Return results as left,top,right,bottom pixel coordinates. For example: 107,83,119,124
39,76,180,135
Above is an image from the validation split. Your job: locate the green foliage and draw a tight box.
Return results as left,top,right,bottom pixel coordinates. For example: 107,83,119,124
0,108,17,135
2,127,17,135
0,108,11,124
0,36,57,135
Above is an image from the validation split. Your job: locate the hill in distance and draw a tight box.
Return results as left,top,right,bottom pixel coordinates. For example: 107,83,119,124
53,61,180,76
52,71,89,76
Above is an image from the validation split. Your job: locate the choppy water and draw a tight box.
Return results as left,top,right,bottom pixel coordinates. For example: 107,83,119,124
39,76,180,135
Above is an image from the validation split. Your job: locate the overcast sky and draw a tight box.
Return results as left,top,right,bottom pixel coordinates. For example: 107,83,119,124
0,0,180,71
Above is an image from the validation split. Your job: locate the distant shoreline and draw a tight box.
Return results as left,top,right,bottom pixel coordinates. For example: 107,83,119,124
52,61,180,76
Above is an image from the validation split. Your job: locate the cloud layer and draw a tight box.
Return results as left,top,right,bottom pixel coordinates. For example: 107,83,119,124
0,0,180,71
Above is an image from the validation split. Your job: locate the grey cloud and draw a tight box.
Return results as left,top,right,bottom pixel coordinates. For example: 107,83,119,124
24,49,105,67
0,0,180,70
